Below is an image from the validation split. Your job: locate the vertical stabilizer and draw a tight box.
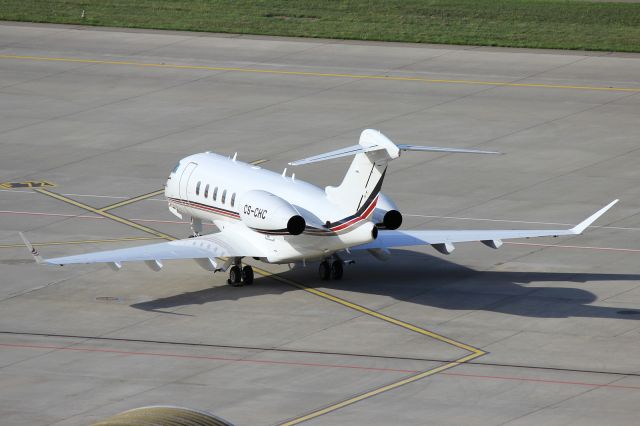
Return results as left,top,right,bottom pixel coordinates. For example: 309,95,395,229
325,130,398,213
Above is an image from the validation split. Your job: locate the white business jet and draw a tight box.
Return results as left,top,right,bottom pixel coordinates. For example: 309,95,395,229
21,129,618,286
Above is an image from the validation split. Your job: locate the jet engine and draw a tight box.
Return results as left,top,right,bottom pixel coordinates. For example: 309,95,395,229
372,193,403,230
238,190,306,235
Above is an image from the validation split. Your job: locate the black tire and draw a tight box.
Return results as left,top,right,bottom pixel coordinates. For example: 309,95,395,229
228,265,241,286
330,260,344,280
318,261,330,281
242,265,254,285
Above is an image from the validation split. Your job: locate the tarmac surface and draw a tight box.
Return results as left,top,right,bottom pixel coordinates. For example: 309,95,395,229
1,22,640,426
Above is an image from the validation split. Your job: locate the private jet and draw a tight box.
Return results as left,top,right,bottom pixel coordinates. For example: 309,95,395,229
21,129,618,285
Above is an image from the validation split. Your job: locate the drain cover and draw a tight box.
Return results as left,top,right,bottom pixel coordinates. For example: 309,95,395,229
96,296,121,302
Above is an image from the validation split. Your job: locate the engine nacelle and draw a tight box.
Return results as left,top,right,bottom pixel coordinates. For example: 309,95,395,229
238,190,306,235
372,193,403,230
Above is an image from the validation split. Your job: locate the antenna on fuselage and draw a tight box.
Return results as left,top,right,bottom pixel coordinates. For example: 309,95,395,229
282,168,287,177
232,152,238,162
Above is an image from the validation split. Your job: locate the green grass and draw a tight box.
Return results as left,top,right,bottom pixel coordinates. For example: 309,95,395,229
1,0,640,52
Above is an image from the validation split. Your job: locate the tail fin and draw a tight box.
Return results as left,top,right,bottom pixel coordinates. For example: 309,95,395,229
324,130,395,213
289,129,500,214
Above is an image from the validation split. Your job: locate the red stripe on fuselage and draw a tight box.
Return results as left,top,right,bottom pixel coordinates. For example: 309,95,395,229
330,196,378,232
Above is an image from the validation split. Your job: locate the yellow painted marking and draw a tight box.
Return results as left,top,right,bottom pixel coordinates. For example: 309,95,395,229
34,188,177,241
1,54,638,93
0,180,55,189
33,186,486,424
99,189,165,212
279,351,484,426
258,268,483,354
250,159,268,166
0,236,161,249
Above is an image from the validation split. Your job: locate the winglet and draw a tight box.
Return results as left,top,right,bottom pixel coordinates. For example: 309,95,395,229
570,199,619,234
18,232,44,264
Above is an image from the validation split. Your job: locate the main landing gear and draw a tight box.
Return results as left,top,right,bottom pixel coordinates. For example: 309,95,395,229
227,258,253,286
318,258,344,281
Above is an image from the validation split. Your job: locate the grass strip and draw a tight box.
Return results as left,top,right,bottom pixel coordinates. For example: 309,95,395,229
1,0,639,52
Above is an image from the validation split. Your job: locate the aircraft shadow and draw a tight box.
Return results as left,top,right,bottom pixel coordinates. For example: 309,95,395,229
132,249,640,320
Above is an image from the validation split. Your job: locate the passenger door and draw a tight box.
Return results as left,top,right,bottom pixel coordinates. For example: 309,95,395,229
179,162,197,201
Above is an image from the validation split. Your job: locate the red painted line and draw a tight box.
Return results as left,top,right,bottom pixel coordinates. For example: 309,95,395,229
504,241,640,253
441,371,640,390
0,343,417,374
3,343,639,390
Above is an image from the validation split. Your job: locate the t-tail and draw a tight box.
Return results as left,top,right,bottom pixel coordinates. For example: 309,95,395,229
289,129,500,214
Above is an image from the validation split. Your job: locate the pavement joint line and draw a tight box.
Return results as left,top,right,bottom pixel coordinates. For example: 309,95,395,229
98,189,166,212
0,343,421,375
5,330,640,378
31,185,486,425
1,54,639,93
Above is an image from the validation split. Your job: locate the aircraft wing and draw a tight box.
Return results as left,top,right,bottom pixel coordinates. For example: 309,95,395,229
19,231,264,267
355,200,618,251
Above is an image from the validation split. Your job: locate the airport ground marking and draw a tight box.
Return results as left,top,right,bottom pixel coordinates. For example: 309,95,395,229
278,352,484,426
32,186,487,424
0,180,55,189
0,236,162,249
98,189,165,212
34,188,176,241
2,54,639,93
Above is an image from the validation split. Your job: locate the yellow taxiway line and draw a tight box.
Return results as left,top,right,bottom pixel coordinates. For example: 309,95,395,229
98,189,165,212
32,186,486,425
1,54,639,93
279,351,484,426
257,269,486,425
34,188,176,241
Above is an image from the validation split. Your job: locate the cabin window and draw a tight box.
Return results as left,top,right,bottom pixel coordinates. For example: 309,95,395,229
196,181,201,196
221,189,227,204
213,187,218,201
231,192,236,207
204,184,209,198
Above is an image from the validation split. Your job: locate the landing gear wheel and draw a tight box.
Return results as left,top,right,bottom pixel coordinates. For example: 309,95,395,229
330,260,343,280
318,261,331,281
228,265,242,286
241,265,254,285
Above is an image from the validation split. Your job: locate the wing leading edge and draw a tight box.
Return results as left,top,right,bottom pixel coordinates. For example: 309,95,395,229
355,200,619,251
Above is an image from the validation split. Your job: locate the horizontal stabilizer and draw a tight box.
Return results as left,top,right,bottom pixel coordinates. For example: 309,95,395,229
396,144,501,155
289,145,378,166
289,129,500,166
